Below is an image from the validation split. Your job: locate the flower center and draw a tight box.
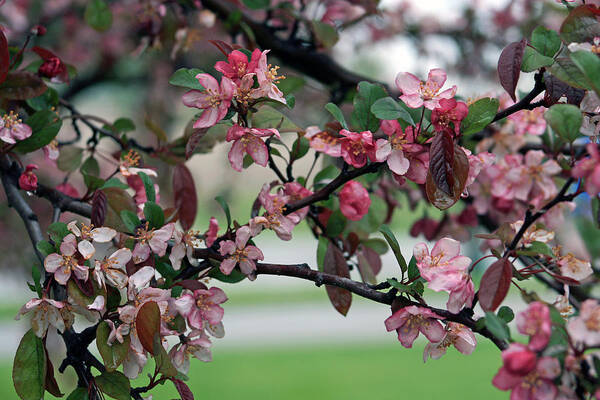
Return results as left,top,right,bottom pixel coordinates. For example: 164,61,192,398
206,88,222,108
232,248,248,262
123,150,141,168
266,64,285,84
419,82,438,100
585,308,600,332
2,111,23,129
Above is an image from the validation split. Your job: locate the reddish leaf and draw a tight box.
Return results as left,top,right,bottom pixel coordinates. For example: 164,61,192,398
560,5,600,44
185,127,209,159
173,164,198,231
0,71,47,100
74,275,94,297
548,273,580,286
361,246,382,275
428,131,455,196
173,279,208,291
0,30,8,84
208,40,235,56
44,347,62,397
91,190,107,227
323,242,352,316
479,258,513,312
356,249,378,285
136,301,161,355
173,379,194,400
497,39,526,102
426,144,469,210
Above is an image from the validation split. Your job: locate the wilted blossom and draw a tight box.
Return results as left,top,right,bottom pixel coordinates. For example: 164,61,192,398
169,330,213,374
182,73,235,128
572,143,600,197
510,220,555,248
18,163,38,191
93,248,132,289
0,111,32,144
175,287,228,329
385,306,446,348
44,234,89,285
413,237,472,292
132,222,175,263
556,251,593,282
567,36,600,53
119,150,158,178
226,124,280,171
304,126,342,157
67,221,117,260
431,98,469,135
339,129,377,168
396,68,457,110
492,344,561,399
214,49,261,84
169,230,202,270
251,183,296,240
252,50,286,104
16,297,66,338
517,302,551,351
567,299,600,347
339,180,371,221
219,226,264,276
423,322,476,361
43,140,59,163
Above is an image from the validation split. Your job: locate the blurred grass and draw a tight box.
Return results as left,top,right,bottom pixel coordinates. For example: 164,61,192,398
1,341,507,399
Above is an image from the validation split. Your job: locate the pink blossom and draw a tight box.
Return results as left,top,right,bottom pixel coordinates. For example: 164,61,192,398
339,129,377,168
304,126,342,157
169,229,201,271
32,46,69,83
431,98,469,136
385,305,446,348
517,302,551,351
43,140,59,163
395,68,457,109
283,182,313,222
423,322,476,361
567,299,600,346
375,120,424,176
572,143,600,197
413,237,472,292
127,174,160,213
252,50,286,104
252,183,296,240
464,149,495,189
132,222,175,263
19,164,38,191
446,273,475,313
226,124,280,171
93,248,132,289
169,331,212,374
509,220,554,248
44,234,89,285
205,217,219,247
218,226,264,276
0,111,32,144
509,107,547,136
175,287,228,328
182,73,235,128
15,297,66,337
67,221,116,260
339,180,371,221
492,344,561,400
56,182,79,198
214,49,261,84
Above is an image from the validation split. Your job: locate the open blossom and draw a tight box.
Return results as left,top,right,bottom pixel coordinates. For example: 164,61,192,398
119,150,158,178
431,98,468,135
413,238,472,292
572,143,600,197
510,220,554,248
556,251,593,282
423,322,476,361
132,222,175,263
0,111,32,144
517,302,551,351
175,287,228,329
214,49,261,84
396,68,457,110
68,221,116,260
218,226,264,276
169,229,202,270
493,344,561,399
16,297,66,338
93,248,132,289
304,126,342,157
509,107,547,136
226,124,280,171
283,182,313,222
18,164,38,191
375,120,425,176
182,73,235,128
44,234,89,285
339,180,371,221
43,140,59,163
385,306,446,348
252,50,286,104
446,273,475,313
251,183,296,240
339,129,377,168
568,300,600,346
169,330,212,374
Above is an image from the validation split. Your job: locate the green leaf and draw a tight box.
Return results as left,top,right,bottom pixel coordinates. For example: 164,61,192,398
379,224,407,274
549,51,591,89
66,387,89,400
461,98,499,135
153,335,177,378
96,322,129,372
521,47,555,72
484,311,510,341
57,146,84,172
325,209,347,237
215,196,232,228
95,371,130,400
311,21,339,49
138,171,156,203
112,118,136,133
208,267,247,283
316,236,329,272
407,255,420,281
14,110,62,153
36,240,55,257
120,210,141,233
290,136,310,161
100,178,129,190
313,165,339,189
531,26,561,57
243,0,270,9
48,222,70,244
544,104,583,142
26,87,58,111
144,202,165,229
84,0,113,32
81,156,100,177
362,238,388,255
370,97,415,126
168,68,205,90
251,106,300,132
12,329,46,400
325,103,348,129
351,82,388,132
570,50,600,96
31,265,43,300
498,306,515,323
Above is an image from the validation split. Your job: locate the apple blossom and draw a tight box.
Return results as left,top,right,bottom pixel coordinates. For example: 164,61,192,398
556,251,593,282
226,124,280,171
67,221,116,260
170,229,202,270
44,234,89,285
253,183,296,240
431,98,469,135
413,237,472,291
516,302,551,351
338,180,371,221
446,273,475,313
175,287,228,328
43,140,59,163
568,300,600,347
423,322,477,361
395,68,457,109
132,222,175,263
572,143,600,197
214,49,261,84
169,331,213,374
18,164,38,191
182,73,236,128
93,248,132,289
509,107,547,136
119,150,158,178
385,306,446,348
375,120,425,176
205,217,219,247
15,297,66,338
218,226,264,276
252,50,286,104
304,126,342,157
283,182,313,222
509,220,555,248
0,111,32,144
339,129,377,168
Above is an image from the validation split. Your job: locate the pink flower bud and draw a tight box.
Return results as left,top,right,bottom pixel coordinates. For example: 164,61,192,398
339,180,371,221
31,25,46,36
503,347,537,376
19,164,38,191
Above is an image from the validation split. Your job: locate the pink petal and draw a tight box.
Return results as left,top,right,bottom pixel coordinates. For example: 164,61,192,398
395,72,421,95
220,258,237,275
44,253,63,273
387,150,410,175
227,140,245,172
235,226,251,248
426,68,447,92
420,320,446,343
245,136,269,167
